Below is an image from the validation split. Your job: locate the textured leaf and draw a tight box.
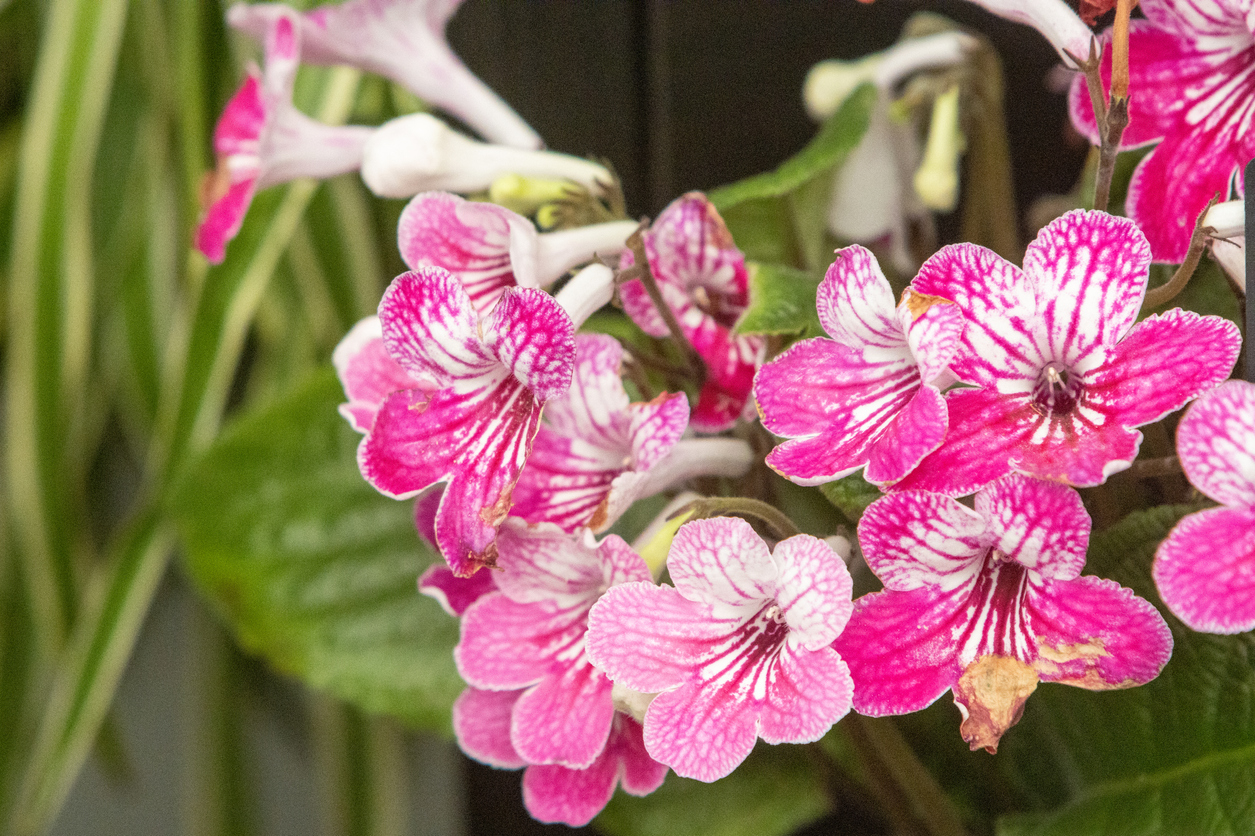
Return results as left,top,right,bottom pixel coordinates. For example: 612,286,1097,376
171,369,462,732
996,504,1255,836
819,474,882,524
735,262,823,338
596,742,829,836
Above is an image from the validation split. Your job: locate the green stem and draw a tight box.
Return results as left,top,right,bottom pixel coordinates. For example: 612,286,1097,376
843,714,969,836
673,496,802,541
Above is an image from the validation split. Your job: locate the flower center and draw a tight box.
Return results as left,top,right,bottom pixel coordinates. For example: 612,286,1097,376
1031,362,1083,417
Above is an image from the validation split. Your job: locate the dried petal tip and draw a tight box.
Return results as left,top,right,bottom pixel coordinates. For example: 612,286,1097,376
953,655,1039,753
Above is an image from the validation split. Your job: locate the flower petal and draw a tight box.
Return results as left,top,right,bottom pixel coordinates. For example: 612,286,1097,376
334,315,430,432
757,645,852,745
974,475,1091,579
899,290,965,385
483,287,576,402
911,243,1039,388
1086,309,1240,429
1176,380,1255,507
1027,575,1173,688
1022,210,1151,366
452,686,525,769
493,521,606,607
586,583,728,693
863,384,949,486
645,193,750,317
511,661,614,768
642,680,759,782
378,268,498,386
667,517,777,612
816,245,903,350
418,560,495,617
774,535,854,649
857,491,986,592
456,593,580,690
1154,506,1255,632
398,191,539,314
833,587,963,716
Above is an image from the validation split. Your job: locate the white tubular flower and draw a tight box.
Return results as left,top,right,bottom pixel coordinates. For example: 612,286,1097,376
360,113,610,199
959,0,1093,63
808,30,976,273
1205,200,1246,290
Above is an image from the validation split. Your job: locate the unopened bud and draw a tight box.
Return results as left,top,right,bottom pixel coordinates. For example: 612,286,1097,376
913,84,965,212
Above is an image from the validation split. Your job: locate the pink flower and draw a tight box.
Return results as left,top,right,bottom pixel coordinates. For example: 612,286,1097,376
332,315,433,433
355,266,575,575
755,245,963,487
228,0,541,149
586,517,854,782
619,193,767,434
1069,0,1255,262
453,688,666,827
513,333,754,533
197,9,372,263
1154,380,1255,633
397,191,635,315
894,209,1240,496
836,473,1172,752
455,521,652,769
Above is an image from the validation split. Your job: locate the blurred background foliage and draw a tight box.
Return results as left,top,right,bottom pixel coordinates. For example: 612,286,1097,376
5,1,1253,835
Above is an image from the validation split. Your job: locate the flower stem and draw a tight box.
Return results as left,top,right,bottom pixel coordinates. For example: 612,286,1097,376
620,225,707,387
842,714,969,836
671,496,802,541
1143,195,1218,310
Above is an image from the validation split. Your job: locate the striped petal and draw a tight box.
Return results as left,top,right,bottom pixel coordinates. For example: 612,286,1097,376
1175,380,1255,507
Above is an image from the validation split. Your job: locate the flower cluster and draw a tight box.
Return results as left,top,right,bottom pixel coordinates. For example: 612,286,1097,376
201,0,1255,824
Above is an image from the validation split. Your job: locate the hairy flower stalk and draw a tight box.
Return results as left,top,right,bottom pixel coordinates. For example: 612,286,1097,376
397,191,634,314
360,113,610,199
228,0,543,149
837,474,1172,752
1154,381,1255,633
197,10,372,262
587,517,854,782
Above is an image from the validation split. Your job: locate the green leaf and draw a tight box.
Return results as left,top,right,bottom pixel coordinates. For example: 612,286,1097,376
996,504,1255,836
735,261,823,337
709,84,875,271
597,743,830,836
171,369,462,731
819,473,882,524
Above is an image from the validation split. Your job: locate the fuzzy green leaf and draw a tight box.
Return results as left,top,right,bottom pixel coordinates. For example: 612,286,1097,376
597,743,829,836
819,474,882,524
735,261,823,337
171,370,462,732
996,504,1255,836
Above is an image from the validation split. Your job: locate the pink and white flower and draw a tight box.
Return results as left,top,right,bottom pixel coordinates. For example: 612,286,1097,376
619,193,767,434
453,687,667,827
455,521,652,769
360,114,612,200
1154,380,1255,633
513,333,754,533
397,191,635,315
754,245,963,487
1069,0,1255,262
836,473,1172,752
586,517,854,782
355,266,575,575
228,0,542,149
197,10,372,263
893,209,1240,496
